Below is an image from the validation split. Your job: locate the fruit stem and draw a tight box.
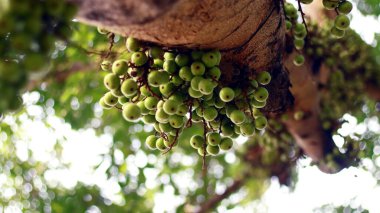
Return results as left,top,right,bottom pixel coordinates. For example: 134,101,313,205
162,129,180,154
297,0,309,35
201,106,208,174
104,33,115,59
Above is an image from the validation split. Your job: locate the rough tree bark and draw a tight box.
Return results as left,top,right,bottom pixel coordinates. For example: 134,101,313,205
70,0,339,172
283,53,341,173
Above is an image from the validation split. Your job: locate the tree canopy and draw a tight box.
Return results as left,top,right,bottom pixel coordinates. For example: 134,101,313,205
0,0,380,212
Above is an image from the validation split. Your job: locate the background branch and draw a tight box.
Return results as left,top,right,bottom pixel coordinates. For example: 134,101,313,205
196,177,247,213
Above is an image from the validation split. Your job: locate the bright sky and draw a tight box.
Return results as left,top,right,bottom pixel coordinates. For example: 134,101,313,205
350,5,380,43
2,2,380,213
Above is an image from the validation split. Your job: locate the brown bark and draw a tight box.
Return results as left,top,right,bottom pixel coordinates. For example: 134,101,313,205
283,54,342,173
283,53,325,161
74,0,276,49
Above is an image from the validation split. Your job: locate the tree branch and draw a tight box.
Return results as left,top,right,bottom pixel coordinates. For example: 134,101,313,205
282,47,354,173
196,177,247,213
27,62,97,90
54,63,97,83
283,53,325,160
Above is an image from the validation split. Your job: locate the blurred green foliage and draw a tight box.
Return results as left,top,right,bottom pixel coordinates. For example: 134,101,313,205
354,0,380,16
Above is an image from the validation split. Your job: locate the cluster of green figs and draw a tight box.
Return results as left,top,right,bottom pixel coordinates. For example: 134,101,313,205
284,0,352,66
299,0,353,30
320,0,352,37
99,37,271,156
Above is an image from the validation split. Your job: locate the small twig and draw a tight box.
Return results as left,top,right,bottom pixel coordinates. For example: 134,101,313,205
244,92,255,121
210,76,220,84
160,132,169,141
334,7,339,15
201,108,208,175
146,83,162,99
162,129,180,154
218,118,223,134
138,67,162,100
104,33,115,59
297,0,309,35
114,106,122,111
167,83,185,99
67,41,104,56
207,121,217,131
123,71,132,80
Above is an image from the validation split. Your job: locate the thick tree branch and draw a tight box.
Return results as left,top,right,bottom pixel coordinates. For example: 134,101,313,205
282,39,355,173
196,177,247,213
283,53,326,161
